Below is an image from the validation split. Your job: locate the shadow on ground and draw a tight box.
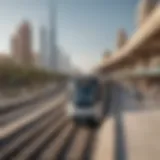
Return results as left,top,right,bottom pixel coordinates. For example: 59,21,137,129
102,82,160,160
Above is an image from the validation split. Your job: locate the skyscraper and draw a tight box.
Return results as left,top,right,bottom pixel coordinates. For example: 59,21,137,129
137,0,157,27
57,48,63,72
49,0,58,71
10,33,21,64
57,48,71,74
116,28,128,49
39,26,49,68
63,53,71,74
103,50,111,62
18,20,33,65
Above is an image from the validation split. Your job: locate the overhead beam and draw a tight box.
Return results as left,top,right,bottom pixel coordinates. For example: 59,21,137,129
99,5,160,71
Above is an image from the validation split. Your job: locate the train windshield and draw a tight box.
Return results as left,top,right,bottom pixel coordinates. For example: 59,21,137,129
73,78,99,107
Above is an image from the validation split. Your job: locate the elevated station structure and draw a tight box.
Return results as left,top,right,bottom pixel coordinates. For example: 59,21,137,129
97,2,160,92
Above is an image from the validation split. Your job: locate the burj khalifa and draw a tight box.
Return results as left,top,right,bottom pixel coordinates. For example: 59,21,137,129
48,0,58,71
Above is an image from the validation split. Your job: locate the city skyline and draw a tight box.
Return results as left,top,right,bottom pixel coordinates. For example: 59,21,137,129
0,0,148,72
10,20,34,66
48,0,58,71
39,26,49,68
1,17,73,74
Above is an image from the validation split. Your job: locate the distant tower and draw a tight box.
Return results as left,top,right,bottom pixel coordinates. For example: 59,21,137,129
49,0,58,71
137,0,157,27
10,33,21,64
57,49,67,74
57,48,64,73
18,20,33,65
32,52,40,67
63,53,71,74
40,26,48,68
116,28,128,49
103,50,111,62
103,50,111,58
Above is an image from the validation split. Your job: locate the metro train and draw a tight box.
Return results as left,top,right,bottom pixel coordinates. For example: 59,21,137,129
66,75,105,126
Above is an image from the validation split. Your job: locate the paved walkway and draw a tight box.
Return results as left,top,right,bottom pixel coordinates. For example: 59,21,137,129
94,84,160,160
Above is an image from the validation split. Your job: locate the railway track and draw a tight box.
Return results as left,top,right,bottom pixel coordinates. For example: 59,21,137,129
0,85,99,160
0,83,67,126
0,103,98,160
0,82,66,113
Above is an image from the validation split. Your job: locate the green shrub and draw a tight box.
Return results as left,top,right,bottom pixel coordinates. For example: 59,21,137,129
0,63,67,89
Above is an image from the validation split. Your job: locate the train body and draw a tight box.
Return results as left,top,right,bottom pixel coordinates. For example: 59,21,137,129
66,75,104,125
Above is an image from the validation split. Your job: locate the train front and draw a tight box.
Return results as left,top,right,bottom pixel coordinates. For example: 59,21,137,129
66,76,102,125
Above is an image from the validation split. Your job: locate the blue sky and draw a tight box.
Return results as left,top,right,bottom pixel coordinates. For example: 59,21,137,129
0,0,139,71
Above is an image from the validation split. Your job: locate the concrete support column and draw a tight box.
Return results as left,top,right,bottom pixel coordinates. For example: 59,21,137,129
135,57,150,70
150,55,160,68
